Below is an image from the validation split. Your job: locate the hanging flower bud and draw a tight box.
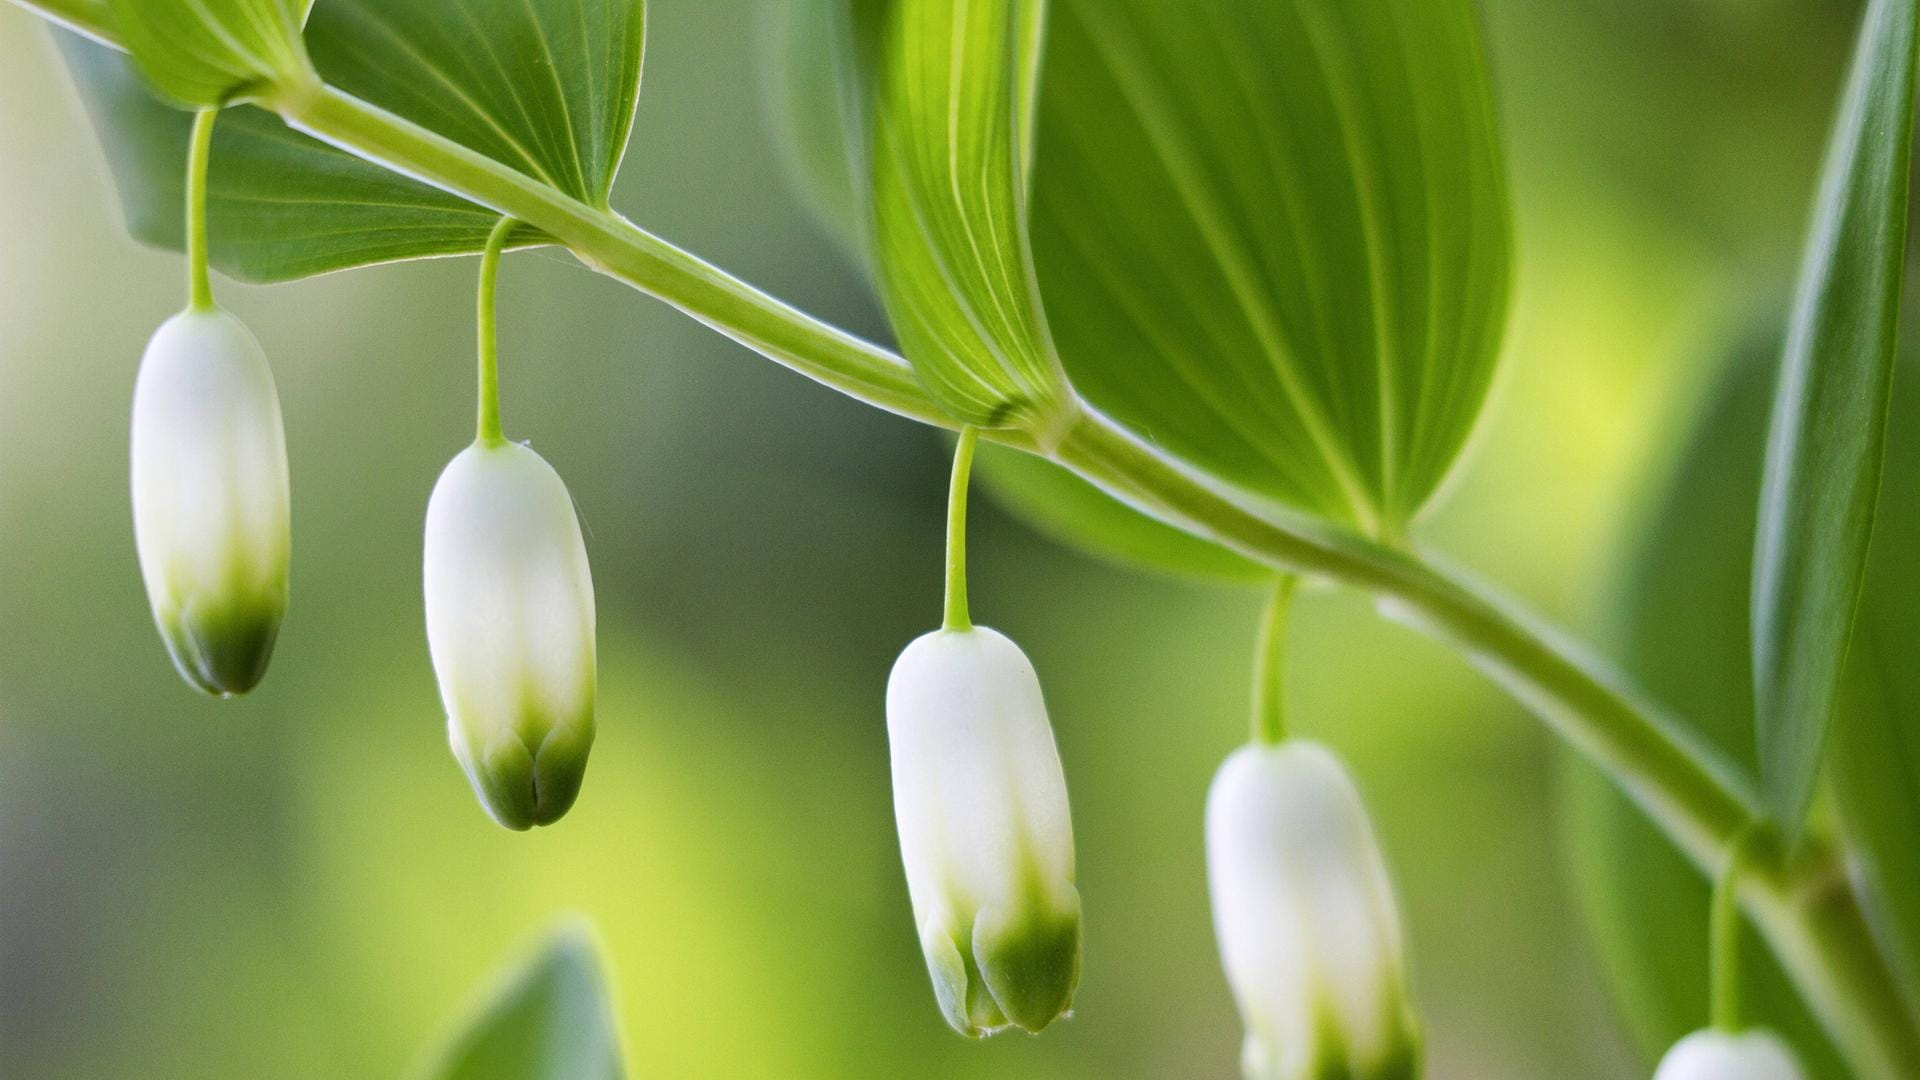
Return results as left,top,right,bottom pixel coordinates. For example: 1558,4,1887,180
885,625,1081,1037
424,440,596,831
130,308,290,697
1206,741,1420,1080
1653,1029,1806,1080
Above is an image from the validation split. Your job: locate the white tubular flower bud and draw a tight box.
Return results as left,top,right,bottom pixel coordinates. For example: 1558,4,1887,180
424,440,596,831
1205,741,1420,1080
130,308,290,697
1653,1029,1806,1080
885,626,1081,1037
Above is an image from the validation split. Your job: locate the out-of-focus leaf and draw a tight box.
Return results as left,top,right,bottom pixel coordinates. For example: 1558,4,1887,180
1565,349,1847,1077
107,0,312,107
58,34,540,283
763,0,864,257
418,923,624,1080
305,0,644,208
1833,377,1920,1006
1030,0,1511,534
856,0,1073,436
974,441,1268,583
55,0,644,281
1750,0,1919,836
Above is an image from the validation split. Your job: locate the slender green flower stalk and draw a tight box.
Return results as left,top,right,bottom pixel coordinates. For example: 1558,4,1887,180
423,219,597,830
1652,1030,1807,1080
1649,833,1806,1079
130,107,289,696
885,427,1081,1036
1206,741,1421,1080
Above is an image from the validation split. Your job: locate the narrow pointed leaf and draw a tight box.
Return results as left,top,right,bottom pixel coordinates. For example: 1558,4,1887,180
1030,0,1511,533
1750,0,1918,835
856,0,1074,436
108,0,313,107
419,924,624,1080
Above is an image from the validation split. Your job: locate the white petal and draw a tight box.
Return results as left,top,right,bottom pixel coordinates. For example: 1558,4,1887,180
424,440,596,828
130,308,290,694
886,627,1075,922
1653,1029,1806,1080
1206,742,1417,1077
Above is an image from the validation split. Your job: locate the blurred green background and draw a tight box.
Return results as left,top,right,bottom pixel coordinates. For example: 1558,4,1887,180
0,0,1873,1076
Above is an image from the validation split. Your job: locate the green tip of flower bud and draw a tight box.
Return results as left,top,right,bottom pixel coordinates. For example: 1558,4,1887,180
156,594,284,698
922,890,1082,1038
461,715,594,831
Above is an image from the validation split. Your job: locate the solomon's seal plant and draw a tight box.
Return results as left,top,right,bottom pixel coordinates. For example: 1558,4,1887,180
13,0,1920,1073
885,428,1082,1035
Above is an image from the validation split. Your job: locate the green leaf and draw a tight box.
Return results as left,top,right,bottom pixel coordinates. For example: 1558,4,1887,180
56,0,644,281
1832,377,1920,1009
108,0,313,107
418,922,624,1080
1029,0,1511,534
58,33,539,283
763,0,865,257
1565,349,1848,1077
1750,0,1919,835
304,0,644,207
857,0,1075,436
974,441,1269,582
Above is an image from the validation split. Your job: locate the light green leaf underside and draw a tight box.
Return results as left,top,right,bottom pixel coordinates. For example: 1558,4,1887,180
858,0,1072,432
1030,0,1510,533
108,0,312,107
419,924,624,1080
1749,0,1918,837
58,33,542,283
1565,351,1851,1078
55,0,644,281
305,0,643,207
973,441,1269,582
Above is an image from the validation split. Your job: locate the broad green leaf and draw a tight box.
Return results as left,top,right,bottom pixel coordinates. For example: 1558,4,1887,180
769,0,1263,581
1565,350,1848,1077
108,0,313,107
58,33,540,283
305,0,644,208
974,442,1269,582
1030,0,1511,534
858,0,1075,436
418,923,624,1080
53,0,644,280
1750,0,1919,835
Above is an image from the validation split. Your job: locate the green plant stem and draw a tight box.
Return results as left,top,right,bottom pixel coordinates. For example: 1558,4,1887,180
184,106,216,311
475,216,515,445
944,427,980,632
1711,830,1752,1033
11,9,1917,1070
1251,577,1295,745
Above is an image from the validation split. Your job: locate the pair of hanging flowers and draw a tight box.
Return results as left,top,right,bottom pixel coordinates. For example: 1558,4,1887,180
130,111,595,831
881,430,1419,1076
